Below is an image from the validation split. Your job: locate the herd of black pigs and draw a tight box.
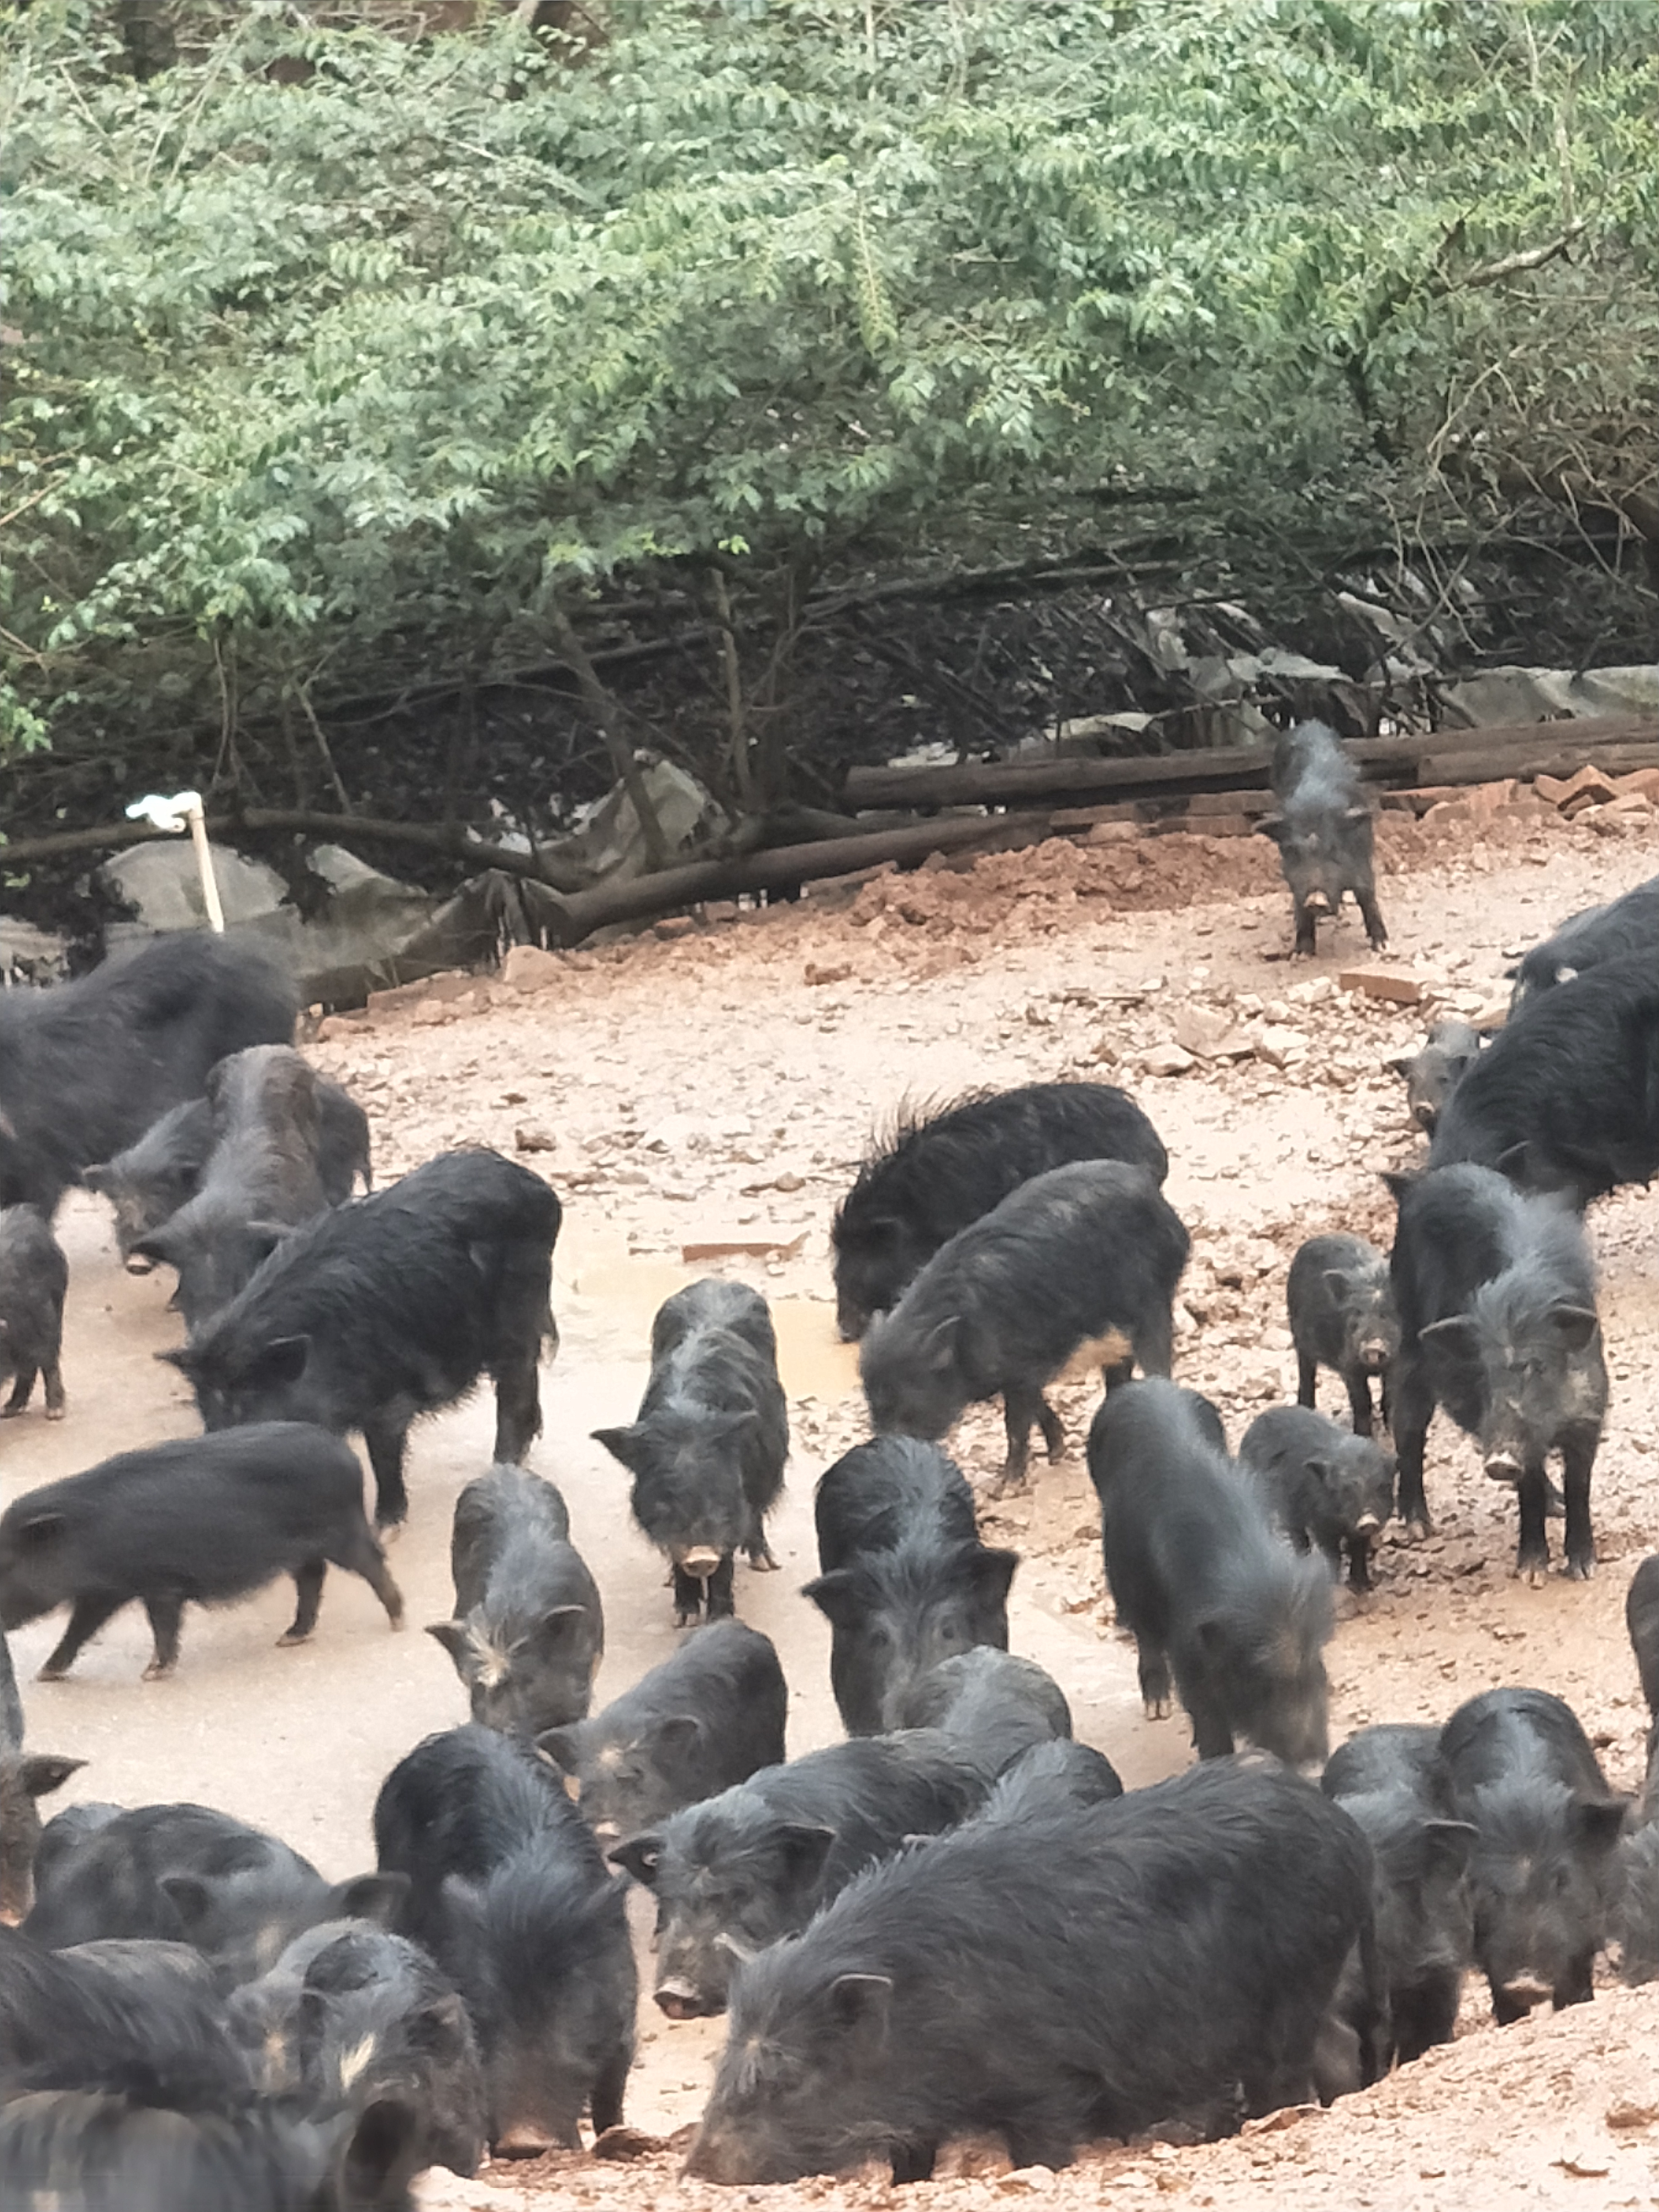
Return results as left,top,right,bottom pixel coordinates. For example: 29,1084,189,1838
2,726,1659,2210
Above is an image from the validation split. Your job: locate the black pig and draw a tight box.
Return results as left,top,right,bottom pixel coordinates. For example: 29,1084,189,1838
23,1803,405,1990
1092,1380,1332,1766
0,1627,84,1923
0,1424,404,1681
832,1082,1168,1341
594,1279,787,1626
610,1731,991,2020
1508,873,1659,1010
1386,1163,1606,1579
537,1619,787,1849
1238,1404,1395,1592
373,1725,635,2158
1389,1020,1482,1136
1441,1687,1626,2023
1286,1231,1398,1439
0,1205,67,1420
165,1149,560,1528
1430,950,1659,1205
0,934,296,1217
860,1159,1189,1491
1322,1723,1475,2065
884,1647,1073,1774
805,1438,1017,1734
1259,720,1386,957
686,1758,1373,2183
427,1466,602,1737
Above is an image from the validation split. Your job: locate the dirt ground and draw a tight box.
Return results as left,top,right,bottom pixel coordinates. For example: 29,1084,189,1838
5,795,1659,2210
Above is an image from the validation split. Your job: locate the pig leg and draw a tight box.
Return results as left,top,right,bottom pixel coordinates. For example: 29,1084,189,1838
37,1594,124,1681
140,1595,186,1681
1345,1533,1376,1594
1183,1686,1237,1761
492,1350,542,1467
1356,888,1389,952
1296,1350,1318,1409
1552,1952,1596,2010
1342,1366,1376,1439
997,1393,1037,1491
1560,1427,1597,1581
703,1554,736,1622
41,1354,65,1419
1134,1637,1173,1722
362,1412,410,1530
671,1563,706,1627
333,1526,405,1628
1292,895,1318,958
1390,1358,1436,1542
744,1530,779,1571
1131,1304,1174,1381
590,2044,630,2137
277,1561,327,1646
1514,1465,1551,1587
891,2145,938,2186
1,1365,37,1415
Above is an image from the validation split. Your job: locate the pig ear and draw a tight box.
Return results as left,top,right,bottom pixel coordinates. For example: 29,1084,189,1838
328,1871,409,1926
424,1621,471,1671
1386,1057,1417,1079
1574,1797,1629,1849
801,1570,860,1630
592,1424,642,1471
1301,1456,1334,1491
646,1712,704,1763
1422,1819,1477,1878
156,1345,197,1375
20,1753,86,1800
1380,1170,1415,1205
967,1547,1020,1607
521,1604,592,1654
773,1823,836,1892
159,1874,216,1933
1549,1303,1599,1353
81,1162,112,1195
535,1726,582,1775
406,1990,470,2056
1321,1270,1354,1300
824,1972,893,2048
608,1833,664,1887
921,1316,959,1372
1256,815,1287,845
245,1335,311,1390
1419,1316,1478,1357
11,1509,66,1551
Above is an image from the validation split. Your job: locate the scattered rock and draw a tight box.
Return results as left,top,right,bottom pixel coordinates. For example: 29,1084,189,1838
499,943,565,992
1339,968,1424,1005
513,1125,559,1154
1142,1045,1196,1076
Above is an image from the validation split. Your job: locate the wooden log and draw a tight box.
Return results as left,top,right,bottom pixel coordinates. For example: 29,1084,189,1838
842,715,1659,811
549,811,1054,945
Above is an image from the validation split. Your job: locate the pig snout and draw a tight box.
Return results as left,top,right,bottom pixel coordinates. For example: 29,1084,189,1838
1358,1340,1392,1371
1302,888,1334,916
494,2121,578,2160
656,1975,721,2020
679,1548,722,1581
1497,1977,1551,2011
1484,1448,1524,1484
1354,1513,1382,1535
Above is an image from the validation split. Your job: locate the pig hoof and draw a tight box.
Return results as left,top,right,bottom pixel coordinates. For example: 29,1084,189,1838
35,1664,67,1684
1565,1557,1595,1582
45,1406,66,1421
0,1405,22,1420
747,1551,780,1573
1402,1515,1431,1545
140,1660,176,1682
275,1629,312,1648
1143,1698,1171,1721
1517,1561,1549,1588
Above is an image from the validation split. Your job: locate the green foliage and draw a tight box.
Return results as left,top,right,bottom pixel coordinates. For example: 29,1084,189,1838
1,0,1655,767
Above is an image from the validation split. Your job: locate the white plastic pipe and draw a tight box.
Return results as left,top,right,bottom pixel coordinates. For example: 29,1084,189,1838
124,790,225,932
